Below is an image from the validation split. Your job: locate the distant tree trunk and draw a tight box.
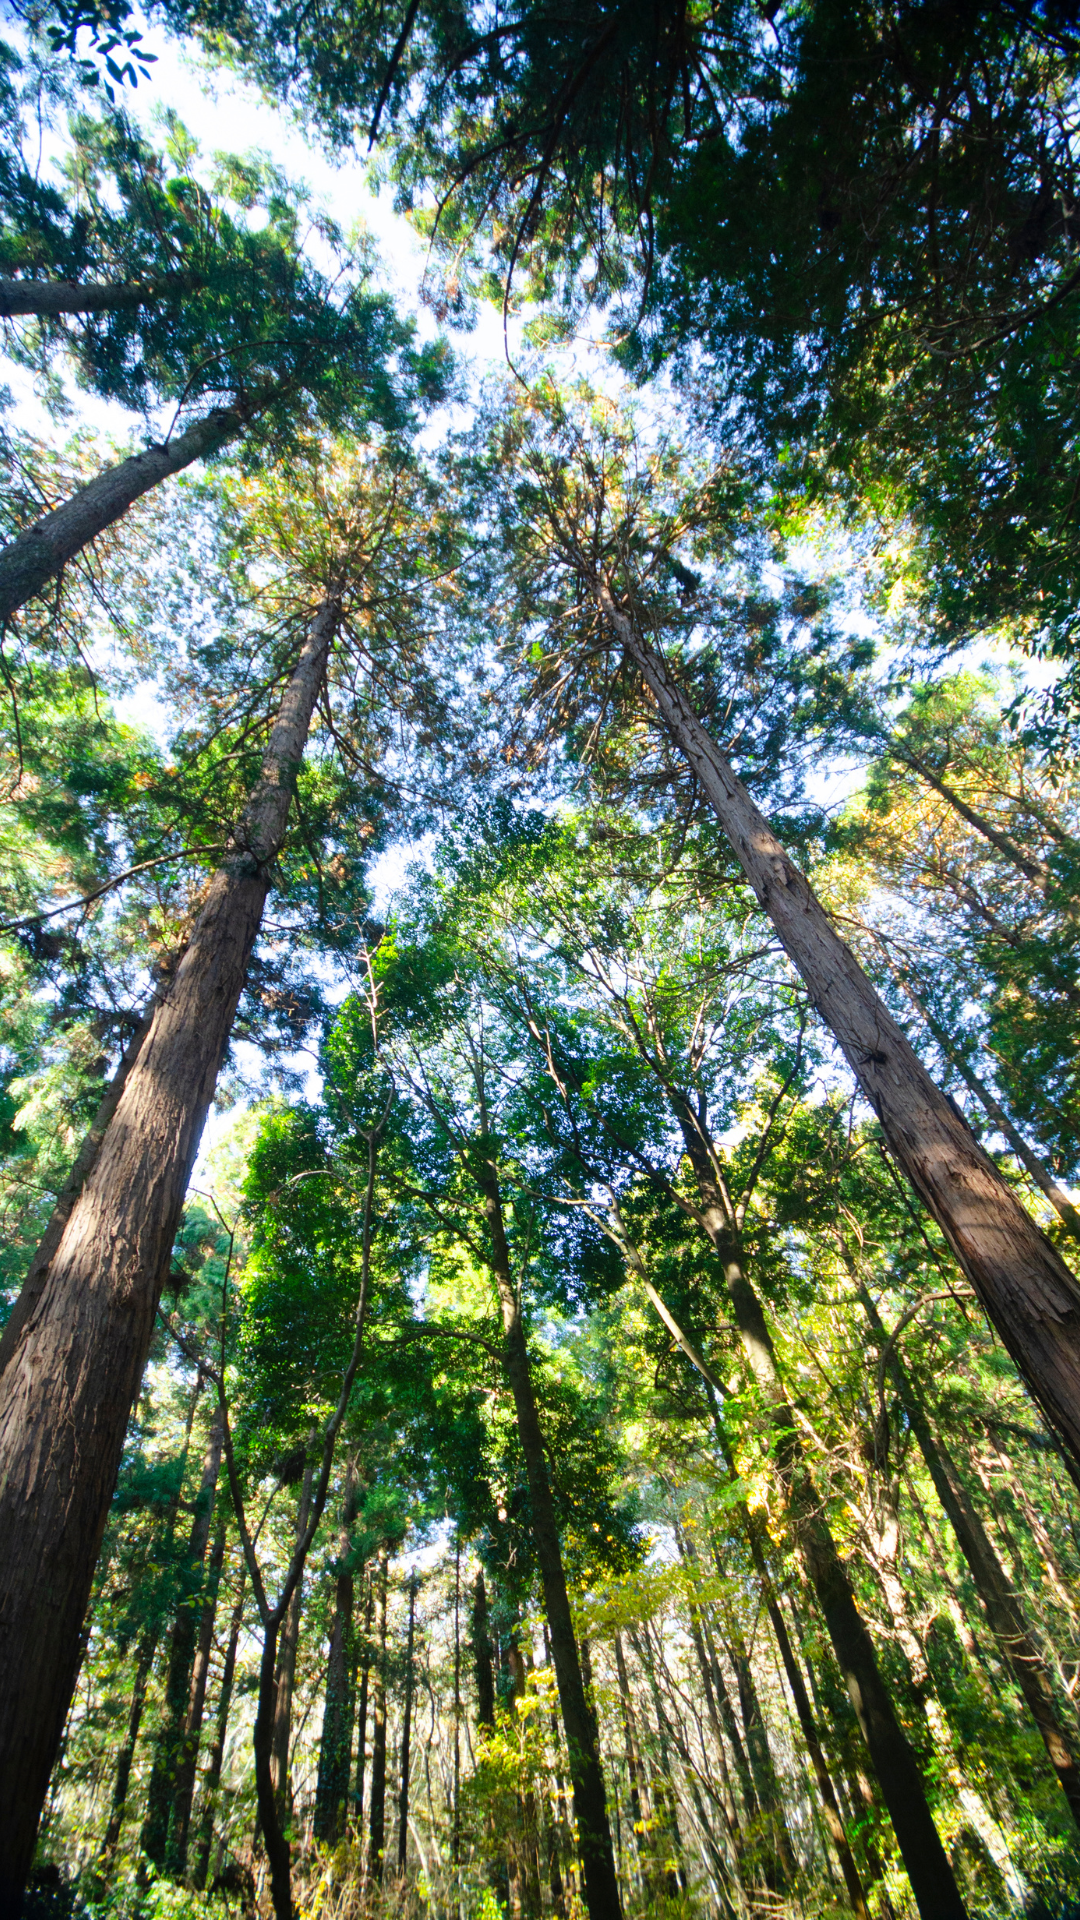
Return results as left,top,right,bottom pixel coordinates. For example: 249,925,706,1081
271,1456,315,1826
170,1513,228,1875
665,1107,967,1920
314,1461,359,1843
0,408,243,624
598,583,1080,1471
396,1580,417,1873
352,1577,373,1836
471,1570,496,1729
723,1608,796,1886
452,1545,462,1865
142,1405,224,1866
368,1554,388,1883
0,594,338,1911
475,1145,624,1920
613,1633,650,1880
859,1282,1080,1832
99,1627,158,1861
192,1562,246,1891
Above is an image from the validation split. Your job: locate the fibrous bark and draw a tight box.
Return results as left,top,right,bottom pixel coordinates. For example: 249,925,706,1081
0,597,337,1908
0,408,242,623
597,583,1080,1470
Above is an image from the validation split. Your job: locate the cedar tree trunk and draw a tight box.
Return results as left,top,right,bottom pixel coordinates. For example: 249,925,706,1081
0,408,242,623
0,596,337,1910
598,584,1080,1466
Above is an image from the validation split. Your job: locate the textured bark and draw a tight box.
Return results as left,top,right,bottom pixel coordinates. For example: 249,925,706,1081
599,583,1080,1466
192,1562,245,1891
860,1284,1080,1830
0,599,337,1909
170,1514,228,1875
0,997,156,1381
368,1556,388,1883
0,272,201,316
142,1408,224,1865
0,407,242,623
314,1462,359,1843
396,1580,417,1872
476,1148,623,1920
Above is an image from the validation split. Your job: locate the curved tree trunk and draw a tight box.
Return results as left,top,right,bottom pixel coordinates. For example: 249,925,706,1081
0,598,337,1910
597,584,1080,1467
0,407,242,623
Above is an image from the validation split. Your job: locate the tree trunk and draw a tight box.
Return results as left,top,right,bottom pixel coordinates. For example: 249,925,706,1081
0,596,338,1910
170,1513,228,1875
0,408,243,624
142,1407,224,1866
396,1580,417,1873
0,994,157,1381
271,1456,315,1824
859,1283,1080,1830
192,1562,246,1891
314,1461,359,1843
475,1147,624,1920
98,1627,158,1860
368,1554,388,1883
352,1577,373,1835
598,584,1080,1466
472,1569,496,1729
0,272,202,317
665,1110,966,1920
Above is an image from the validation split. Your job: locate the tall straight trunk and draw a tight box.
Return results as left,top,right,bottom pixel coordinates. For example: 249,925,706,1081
314,1462,359,1843
723,1610,796,1885
367,1554,388,1882
0,408,243,624
99,1627,158,1860
859,1283,1080,1829
0,596,338,1910
598,584,1080,1464
472,1570,496,1728
352,1578,373,1835
475,1147,623,1920
396,1580,417,1873
0,272,203,317
170,1513,228,1875
667,1114,967,1920
613,1633,651,1878
97,1376,205,1867
0,996,157,1381
142,1407,224,1865
192,1562,246,1892
271,1457,315,1824
452,1545,462,1865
